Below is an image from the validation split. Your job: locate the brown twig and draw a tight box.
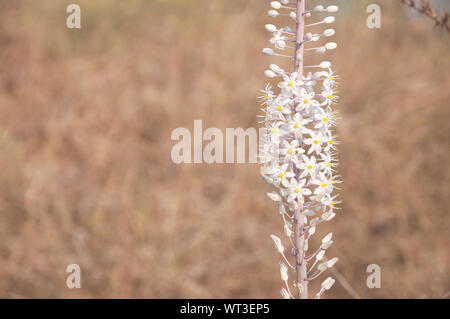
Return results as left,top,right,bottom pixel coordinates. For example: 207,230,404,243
323,257,362,299
400,0,450,31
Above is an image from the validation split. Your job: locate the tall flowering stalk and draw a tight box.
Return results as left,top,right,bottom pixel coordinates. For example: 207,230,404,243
259,1,341,299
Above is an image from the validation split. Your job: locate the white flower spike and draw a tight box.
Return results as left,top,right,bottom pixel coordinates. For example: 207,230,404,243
259,0,341,299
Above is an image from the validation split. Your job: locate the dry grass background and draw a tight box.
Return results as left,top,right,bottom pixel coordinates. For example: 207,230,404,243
0,0,448,298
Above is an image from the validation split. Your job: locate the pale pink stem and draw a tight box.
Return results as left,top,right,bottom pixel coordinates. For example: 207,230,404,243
293,0,308,299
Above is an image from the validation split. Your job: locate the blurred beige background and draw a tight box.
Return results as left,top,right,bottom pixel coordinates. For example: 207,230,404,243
0,0,448,298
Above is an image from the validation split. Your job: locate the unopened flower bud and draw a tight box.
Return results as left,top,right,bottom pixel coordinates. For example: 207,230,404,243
319,61,332,69
289,12,297,20
280,288,290,299
270,1,281,9
267,192,281,201
314,5,325,12
264,70,276,78
315,47,326,54
321,233,333,249
284,221,293,237
270,234,284,253
310,217,320,226
326,5,339,13
278,204,287,215
323,16,335,24
316,250,325,261
265,24,278,33
321,211,336,221
325,42,337,50
323,29,335,37
317,262,327,271
280,262,289,281
327,257,338,268
321,277,336,290
311,34,320,42
262,48,275,56
268,10,279,17
270,64,282,73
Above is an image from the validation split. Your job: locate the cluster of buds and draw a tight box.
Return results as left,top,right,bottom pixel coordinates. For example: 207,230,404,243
259,1,341,299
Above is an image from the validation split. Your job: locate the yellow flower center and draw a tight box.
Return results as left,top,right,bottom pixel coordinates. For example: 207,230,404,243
321,182,327,188
294,123,299,128
279,172,285,178
328,140,333,144
329,76,334,80
306,164,312,170
326,162,331,167
264,94,268,98
288,148,293,154
330,202,335,206
304,99,309,104
294,188,301,193
323,117,328,122
313,140,319,144
276,105,282,111
270,128,276,133
327,94,333,99
288,81,293,87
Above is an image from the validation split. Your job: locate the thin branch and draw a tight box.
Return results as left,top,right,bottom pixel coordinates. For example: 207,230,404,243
323,257,362,299
400,0,450,31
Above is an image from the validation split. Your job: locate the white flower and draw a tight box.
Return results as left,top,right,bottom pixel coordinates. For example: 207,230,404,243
286,112,311,138
323,70,339,87
265,120,285,142
267,163,295,187
321,87,338,104
311,174,334,195
270,30,288,50
280,140,304,162
268,97,293,117
287,178,312,203
324,133,339,152
319,153,337,173
296,154,318,178
278,72,301,95
296,88,319,113
314,108,336,129
258,84,274,104
304,131,325,155
321,194,340,211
